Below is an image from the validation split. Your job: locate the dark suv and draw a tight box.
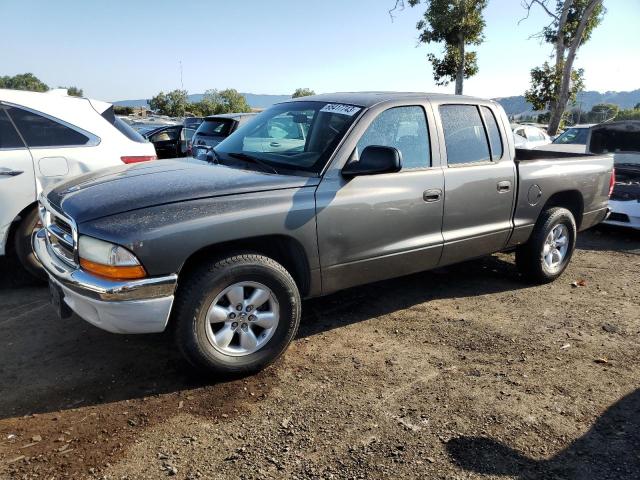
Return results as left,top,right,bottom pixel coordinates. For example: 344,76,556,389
191,113,256,160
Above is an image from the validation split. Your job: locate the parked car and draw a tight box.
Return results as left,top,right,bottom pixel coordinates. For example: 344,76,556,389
589,121,640,230
34,92,613,376
144,125,196,159
0,89,156,278
512,124,552,149
539,124,596,153
191,113,256,160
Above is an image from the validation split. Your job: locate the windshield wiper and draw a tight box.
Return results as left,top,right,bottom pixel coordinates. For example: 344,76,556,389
227,152,279,174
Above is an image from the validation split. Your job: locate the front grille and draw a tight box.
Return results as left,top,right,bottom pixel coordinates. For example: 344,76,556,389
39,199,77,266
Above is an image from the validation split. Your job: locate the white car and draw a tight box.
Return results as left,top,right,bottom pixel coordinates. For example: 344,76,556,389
0,89,157,278
512,124,552,149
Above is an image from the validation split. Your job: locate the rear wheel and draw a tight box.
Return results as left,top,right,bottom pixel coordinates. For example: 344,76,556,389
516,207,576,284
14,207,47,282
173,253,301,376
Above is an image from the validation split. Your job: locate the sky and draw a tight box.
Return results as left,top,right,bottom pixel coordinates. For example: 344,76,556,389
1,0,638,102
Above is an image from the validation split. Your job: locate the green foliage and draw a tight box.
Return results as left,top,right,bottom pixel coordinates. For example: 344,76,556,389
148,89,189,117
525,61,584,111
0,73,49,92
65,86,83,97
427,47,478,86
542,0,605,47
113,106,134,115
407,0,487,92
192,89,252,116
292,88,316,98
615,108,640,121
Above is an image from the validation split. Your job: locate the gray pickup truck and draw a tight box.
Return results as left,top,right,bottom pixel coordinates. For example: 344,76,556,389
34,92,614,375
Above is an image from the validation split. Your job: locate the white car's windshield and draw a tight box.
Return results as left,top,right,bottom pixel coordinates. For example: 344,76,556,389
215,101,362,175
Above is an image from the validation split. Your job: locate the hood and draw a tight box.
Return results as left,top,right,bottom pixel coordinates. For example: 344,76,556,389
47,160,319,223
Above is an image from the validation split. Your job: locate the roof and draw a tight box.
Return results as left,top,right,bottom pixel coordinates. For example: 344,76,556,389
204,112,257,120
0,88,111,114
285,91,490,108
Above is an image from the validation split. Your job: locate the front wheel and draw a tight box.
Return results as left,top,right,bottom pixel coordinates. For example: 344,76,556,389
173,253,301,376
516,207,577,284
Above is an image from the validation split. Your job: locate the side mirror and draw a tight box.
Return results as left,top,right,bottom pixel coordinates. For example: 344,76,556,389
342,145,402,177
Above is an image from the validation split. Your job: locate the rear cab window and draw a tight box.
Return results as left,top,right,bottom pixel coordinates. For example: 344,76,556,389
439,104,504,165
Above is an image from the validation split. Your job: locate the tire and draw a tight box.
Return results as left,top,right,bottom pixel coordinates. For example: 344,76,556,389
173,253,301,376
516,207,576,284
14,207,47,282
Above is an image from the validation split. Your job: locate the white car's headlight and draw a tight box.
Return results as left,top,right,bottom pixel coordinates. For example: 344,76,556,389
78,236,146,280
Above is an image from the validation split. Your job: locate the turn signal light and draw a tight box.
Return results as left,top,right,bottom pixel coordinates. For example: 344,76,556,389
121,155,157,164
80,258,147,280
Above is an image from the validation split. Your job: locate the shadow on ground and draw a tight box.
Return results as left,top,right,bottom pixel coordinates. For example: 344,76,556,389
446,388,640,479
0,228,631,419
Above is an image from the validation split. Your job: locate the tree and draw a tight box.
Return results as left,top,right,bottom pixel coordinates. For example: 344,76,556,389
148,89,189,117
292,88,315,98
192,89,252,115
217,89,252,113
0,73,49,92
66,86,83,97
390,0,488,94
113,106,134,115
522,0,605,135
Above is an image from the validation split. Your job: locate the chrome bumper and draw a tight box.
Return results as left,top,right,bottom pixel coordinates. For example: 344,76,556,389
33,229,178,333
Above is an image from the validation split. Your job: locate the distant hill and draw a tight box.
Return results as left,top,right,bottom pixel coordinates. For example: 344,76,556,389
115,89,640,116
114,93,291,109
495,89,640,117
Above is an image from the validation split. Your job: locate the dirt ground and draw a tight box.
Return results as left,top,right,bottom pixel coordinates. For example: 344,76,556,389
0,226,638,480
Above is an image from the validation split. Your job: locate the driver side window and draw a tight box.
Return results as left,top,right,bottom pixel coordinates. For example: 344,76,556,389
355,106,430,170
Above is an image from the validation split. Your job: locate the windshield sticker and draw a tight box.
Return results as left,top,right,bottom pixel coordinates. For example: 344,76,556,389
320,104,361,116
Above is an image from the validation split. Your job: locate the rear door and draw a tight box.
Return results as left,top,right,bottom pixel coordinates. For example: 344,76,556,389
5,105,100,195
0,106,35,255
437,103,516,265
149,126,181,158
316,104,444,294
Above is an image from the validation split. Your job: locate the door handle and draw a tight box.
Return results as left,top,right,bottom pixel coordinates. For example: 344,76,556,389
423,189,442,202
269,142,281,148
0,168,23,177
497,181,512,193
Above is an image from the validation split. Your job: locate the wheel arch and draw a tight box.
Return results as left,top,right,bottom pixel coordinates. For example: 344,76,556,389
541,190,584,230
177,234,312,298
4,201,39,255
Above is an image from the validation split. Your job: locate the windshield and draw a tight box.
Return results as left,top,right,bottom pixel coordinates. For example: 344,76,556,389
214,101,362,175
196,118,233,137
553,127,589,145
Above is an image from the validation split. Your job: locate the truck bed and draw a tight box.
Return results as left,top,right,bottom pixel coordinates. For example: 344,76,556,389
514,147,593,161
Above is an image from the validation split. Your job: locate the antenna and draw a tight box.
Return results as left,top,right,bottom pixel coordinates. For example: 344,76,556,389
179,61,184,90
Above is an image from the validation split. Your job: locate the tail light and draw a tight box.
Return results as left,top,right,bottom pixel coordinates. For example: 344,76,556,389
608,168,616,197
121,155,157,164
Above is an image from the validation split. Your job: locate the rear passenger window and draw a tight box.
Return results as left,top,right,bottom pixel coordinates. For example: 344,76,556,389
356,106,430,170
440,105,490,165
7,106,90,147
481,106,503,160
0,108,25,149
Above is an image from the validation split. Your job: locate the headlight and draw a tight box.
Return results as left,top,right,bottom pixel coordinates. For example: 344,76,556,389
78,236,146,280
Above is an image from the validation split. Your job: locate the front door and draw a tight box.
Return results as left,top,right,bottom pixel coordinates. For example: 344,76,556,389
316,105,444,294
0,106,35,255
437,103,516,265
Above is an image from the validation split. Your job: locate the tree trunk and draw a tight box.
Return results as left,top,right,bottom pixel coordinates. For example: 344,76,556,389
547,0,601,135
455,35,465,95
